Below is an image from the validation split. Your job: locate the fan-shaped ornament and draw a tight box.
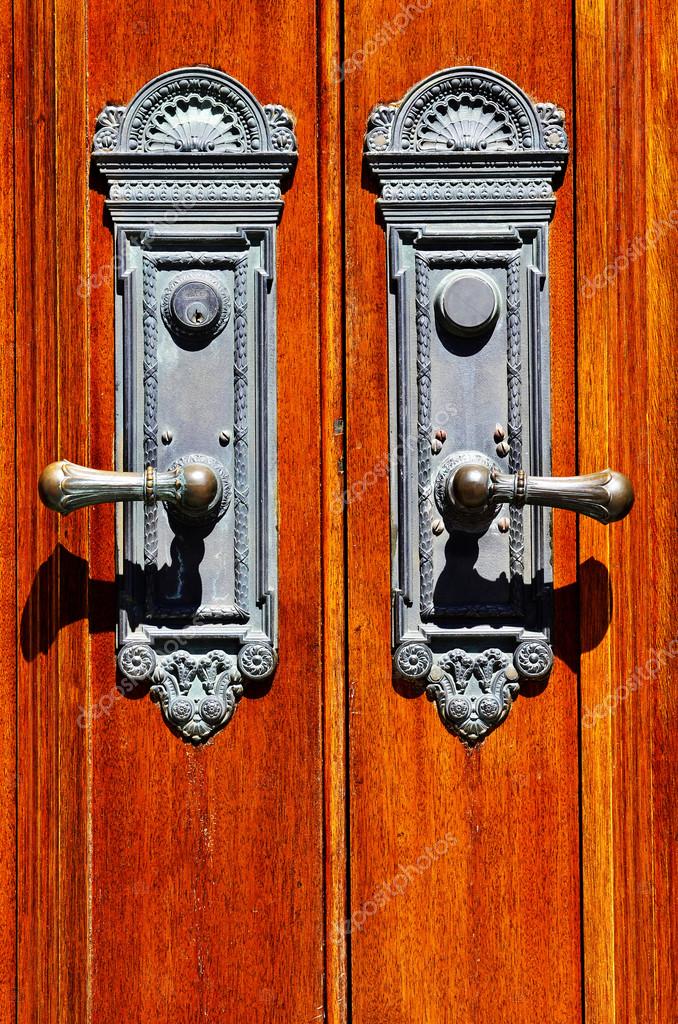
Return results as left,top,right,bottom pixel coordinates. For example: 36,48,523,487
364,68,571,746
143,94,247,154
416,94,518,152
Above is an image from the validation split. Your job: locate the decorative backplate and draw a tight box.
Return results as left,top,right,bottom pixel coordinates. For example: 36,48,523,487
93,67,296,741
365,67,568,745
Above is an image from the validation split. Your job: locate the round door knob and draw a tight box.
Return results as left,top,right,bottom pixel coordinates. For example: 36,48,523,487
436,271,500,337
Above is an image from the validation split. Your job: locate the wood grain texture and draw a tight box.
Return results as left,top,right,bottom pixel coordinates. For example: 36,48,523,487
13,1,327,1021
86,3,325,1022
54,3,91,1020
13,0,61,1019
318,1,349,1022
576,0,678,1020
7,1,675,1021
0,0,16,1018
343,2,580,1021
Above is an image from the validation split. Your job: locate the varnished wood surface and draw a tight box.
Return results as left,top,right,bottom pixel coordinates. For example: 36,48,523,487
343,3,580,1022
318,0,349,1021
0,0,16,1018
5,0,676,1021
13,0,62,1020
576,1,678,1021
13,2,327,1022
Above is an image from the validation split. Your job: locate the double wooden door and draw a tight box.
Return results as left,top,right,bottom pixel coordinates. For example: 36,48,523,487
3,0,675,1021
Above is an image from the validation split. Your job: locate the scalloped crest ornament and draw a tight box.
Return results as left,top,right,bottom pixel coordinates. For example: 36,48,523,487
93,65,297,157
365,66,568,157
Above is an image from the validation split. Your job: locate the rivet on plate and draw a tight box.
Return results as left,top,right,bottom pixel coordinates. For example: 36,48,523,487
496,440,510,457
218,430,230,447
161,430,173,445
498,517,510,534
493,423,505,442
432,518,445,536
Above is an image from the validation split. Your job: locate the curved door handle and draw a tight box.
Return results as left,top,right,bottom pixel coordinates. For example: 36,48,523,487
35,67,296,743
367,65,635,746
446,461,634,527
39,459,224,520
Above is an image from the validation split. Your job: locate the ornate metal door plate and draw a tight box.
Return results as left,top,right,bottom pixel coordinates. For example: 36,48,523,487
366,67,570,745
87,67,296,741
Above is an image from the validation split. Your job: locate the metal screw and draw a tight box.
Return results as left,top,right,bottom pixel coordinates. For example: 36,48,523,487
161,430,173,445
493,423,506,442
435,429,447,443
431,438,444,455
496,440,510,457
432,518,445,536
429,664,444,681
218,430,230,447
498,517,510,534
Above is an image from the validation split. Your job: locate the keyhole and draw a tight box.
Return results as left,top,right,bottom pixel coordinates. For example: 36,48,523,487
186,301,208,325
166,277,224,339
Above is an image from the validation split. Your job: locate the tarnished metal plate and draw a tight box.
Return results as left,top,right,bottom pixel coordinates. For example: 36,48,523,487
92,67,296,740
365,67,568,744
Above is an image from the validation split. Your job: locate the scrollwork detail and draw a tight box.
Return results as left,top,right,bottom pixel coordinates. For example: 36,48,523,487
535,102,569,151
118,642,156,681
365,104,398,152
150,648,245,742
363,68,569,160
263,104,297,153
92,67,297,160
92,106,125,152
425,648,518,746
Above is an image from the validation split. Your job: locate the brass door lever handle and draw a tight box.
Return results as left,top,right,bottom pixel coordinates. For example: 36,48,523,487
446,461,634,527
38,459,225,520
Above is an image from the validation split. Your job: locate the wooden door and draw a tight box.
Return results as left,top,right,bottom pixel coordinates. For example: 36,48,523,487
6,3,328,1022
344,2,676,1022
2,2,675,1023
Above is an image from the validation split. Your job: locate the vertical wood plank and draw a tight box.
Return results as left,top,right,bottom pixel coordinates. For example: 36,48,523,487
577,0,678,1020
0,0,16,1018
11,0,329,1021
84,2,327,1022
54,0,91,1020
343,2,580,1021
318,1,349,1022
13,0,60,1018
645,6,678,1020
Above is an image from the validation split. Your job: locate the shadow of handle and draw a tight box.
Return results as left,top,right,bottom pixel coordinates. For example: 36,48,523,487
20,544,116,661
